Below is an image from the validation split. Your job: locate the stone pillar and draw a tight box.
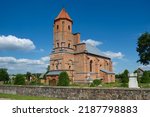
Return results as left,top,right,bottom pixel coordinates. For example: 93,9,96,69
128,73,139,88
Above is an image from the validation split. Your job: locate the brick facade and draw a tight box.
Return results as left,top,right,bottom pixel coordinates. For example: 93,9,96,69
46,8,115,85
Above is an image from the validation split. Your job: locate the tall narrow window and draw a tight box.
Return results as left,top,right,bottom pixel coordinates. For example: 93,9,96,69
57,25,59,30
68,43,71,48
57,43,59,47
56,63,59,70
90,60,93,72
68,25,70,30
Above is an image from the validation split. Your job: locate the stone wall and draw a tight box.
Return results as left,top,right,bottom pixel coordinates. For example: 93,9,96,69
0,85,150,100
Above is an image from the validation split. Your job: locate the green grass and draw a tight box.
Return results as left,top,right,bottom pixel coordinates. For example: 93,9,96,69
0,93,61,100
139,83,150,88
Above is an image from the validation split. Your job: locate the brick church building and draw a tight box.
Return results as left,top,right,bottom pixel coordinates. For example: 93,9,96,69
46,8,115,85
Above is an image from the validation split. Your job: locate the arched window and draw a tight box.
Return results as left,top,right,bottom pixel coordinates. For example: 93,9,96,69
69,66,71,69
57,43,59,47
68,43,71,48
68,25,70,30
57,25,59,30
56,63,59,70
90,60,93,72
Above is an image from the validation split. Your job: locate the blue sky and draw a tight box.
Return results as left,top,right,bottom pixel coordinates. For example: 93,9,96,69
0,0,150,74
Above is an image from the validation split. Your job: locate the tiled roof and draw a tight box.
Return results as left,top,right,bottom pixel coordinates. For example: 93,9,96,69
85,44,109,58
100,69,115,74
55,8,72,21
39,73,45,79
46,70,62,76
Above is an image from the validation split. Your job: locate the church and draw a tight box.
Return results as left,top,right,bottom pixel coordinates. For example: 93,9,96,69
46,8,115,85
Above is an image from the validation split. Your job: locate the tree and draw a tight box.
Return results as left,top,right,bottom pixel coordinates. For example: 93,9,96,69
14,74,25,85
136,32,150,65
0,68,9,84
26,72,31,81
122,69,129,83
57,71,70,86
140,71,150,83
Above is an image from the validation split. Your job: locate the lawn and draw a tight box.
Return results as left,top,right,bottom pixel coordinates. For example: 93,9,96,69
139,83,150,88
0,93,60,100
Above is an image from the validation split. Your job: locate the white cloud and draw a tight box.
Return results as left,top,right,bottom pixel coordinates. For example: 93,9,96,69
0,35,35,51
82,39,102,46
103,51,124,59
0,56,50,74
139,65,150,71
41,56,50,62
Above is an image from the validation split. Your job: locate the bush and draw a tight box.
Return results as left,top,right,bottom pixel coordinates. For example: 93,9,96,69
140,71,150,83
14,74,25,85
93,79,101,86
57,71,70,86
90,79,101,87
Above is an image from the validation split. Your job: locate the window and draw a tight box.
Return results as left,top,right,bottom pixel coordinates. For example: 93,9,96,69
68,25,70,30
56,63,59,70
57,25,59,30
69,66,71,69
68,43,71,48
57,43,59,47
90,60,93,72
62,21,64,24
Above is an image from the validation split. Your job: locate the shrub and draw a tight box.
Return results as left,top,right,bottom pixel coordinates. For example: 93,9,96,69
14,74,25,85
57,71,70,86
90,79,101,87
140,71,150,83
93,79,101,86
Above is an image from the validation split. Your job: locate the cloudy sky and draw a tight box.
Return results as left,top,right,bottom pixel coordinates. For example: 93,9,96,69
0,0,150,74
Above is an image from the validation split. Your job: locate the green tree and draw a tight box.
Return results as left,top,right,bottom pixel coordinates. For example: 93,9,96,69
136,32,150,65
57,71,70,86
140,71,150,83
26,72,31,81
14,74,25,85
121,69,129,83
0,68,9,84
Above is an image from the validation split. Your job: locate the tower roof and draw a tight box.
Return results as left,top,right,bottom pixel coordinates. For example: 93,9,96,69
55,8,72,22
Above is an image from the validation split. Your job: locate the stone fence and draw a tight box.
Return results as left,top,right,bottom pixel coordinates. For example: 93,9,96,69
0,85,150,100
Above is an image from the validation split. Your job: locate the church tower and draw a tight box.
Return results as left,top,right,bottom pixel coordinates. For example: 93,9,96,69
53,8,74,52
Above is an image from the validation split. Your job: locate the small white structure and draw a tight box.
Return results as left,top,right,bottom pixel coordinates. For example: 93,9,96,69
128,73,139,88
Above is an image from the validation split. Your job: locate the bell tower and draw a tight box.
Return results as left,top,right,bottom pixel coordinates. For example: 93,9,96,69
53,8,73,51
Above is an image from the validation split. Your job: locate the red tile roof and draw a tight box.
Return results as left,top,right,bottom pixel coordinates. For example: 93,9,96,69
55,8,72,22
